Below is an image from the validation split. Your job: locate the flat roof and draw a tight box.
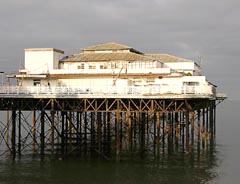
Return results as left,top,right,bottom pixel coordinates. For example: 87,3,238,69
25,48,64,54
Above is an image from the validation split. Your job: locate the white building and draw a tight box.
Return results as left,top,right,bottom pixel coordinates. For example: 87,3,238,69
13,42,216,96
147,54,201,76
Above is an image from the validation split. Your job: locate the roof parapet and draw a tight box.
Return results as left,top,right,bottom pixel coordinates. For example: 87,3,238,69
25,48,64,54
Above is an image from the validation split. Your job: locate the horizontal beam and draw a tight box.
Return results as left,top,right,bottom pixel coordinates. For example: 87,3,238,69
0,98,215,112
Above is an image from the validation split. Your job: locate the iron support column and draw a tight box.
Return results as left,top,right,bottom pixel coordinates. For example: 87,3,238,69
11,110,16,158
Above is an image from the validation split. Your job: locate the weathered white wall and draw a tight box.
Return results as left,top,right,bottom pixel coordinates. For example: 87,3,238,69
164,62,195,74
58,78,112,89
53,51,64,69
18,76,214,95
153,76,208,94
25,49,64,74
155,76,206,85
181,76,206,83
20,78,58,87
20,79,33,86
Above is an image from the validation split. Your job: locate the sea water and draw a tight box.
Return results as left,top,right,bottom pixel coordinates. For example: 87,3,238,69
0,100,239,184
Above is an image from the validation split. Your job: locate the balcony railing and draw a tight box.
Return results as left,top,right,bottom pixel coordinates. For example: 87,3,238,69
0,84,215,97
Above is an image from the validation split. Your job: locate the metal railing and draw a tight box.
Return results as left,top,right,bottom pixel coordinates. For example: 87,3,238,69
0,84,215,97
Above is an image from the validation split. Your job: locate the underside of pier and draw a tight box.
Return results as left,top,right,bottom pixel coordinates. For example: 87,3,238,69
0,97,222,160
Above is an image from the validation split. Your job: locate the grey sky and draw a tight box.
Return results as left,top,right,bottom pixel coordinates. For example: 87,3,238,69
0,0,239,99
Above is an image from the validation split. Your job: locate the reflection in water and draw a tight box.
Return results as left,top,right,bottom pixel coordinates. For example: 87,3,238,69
0,140,219,184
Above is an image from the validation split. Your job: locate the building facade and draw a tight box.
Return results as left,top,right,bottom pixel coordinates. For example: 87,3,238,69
14,42,215,96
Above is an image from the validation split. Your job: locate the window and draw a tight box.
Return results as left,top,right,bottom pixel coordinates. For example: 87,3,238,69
145,62,154,69
183,82,199,86
100,63,108,69
33,79,41,86
89,65,96,69
77,64,85,69
111,62,116,69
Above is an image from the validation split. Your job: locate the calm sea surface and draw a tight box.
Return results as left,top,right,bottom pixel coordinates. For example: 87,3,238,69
0,100,239,184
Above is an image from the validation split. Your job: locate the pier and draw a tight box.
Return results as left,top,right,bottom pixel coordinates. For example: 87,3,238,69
0,86,225,160
0,42,226,159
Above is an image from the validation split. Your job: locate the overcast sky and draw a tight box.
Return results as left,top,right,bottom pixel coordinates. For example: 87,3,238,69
0,0,239,99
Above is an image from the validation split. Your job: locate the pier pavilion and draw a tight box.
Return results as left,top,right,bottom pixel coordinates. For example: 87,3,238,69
0,42,226,159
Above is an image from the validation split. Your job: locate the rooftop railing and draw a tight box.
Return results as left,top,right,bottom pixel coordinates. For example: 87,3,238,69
0,84,215,97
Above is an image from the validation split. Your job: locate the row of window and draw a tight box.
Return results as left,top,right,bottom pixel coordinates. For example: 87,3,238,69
76,62,157,70
77,63,108,70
